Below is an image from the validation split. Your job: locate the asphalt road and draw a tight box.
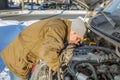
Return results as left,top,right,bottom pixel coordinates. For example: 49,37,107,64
0,14,84,21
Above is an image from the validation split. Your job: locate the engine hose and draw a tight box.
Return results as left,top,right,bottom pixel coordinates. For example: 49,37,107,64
73,46,119,58
75,46,114,53
68,65,76,76
102,74,107,80
107,73,114,80
80,63,98,80
61,45,116,56
68,62,98,80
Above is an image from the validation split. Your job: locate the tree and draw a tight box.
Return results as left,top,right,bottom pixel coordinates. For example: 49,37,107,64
21,0,25,10
37,0,39,4
27,0,30,3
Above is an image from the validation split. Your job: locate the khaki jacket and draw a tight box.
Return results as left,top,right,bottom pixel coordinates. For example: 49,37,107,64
1,18,71,79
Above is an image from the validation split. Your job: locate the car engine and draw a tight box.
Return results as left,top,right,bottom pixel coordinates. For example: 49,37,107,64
61,46,120,80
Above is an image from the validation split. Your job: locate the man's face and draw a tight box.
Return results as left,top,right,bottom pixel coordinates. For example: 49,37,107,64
69,30,81,44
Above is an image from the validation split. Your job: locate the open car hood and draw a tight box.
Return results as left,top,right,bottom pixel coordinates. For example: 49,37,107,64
89,12,120,56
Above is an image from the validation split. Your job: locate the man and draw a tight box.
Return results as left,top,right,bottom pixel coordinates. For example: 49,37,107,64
1,18,86,80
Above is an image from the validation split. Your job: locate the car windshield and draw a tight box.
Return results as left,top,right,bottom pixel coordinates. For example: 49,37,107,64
105,0,120,16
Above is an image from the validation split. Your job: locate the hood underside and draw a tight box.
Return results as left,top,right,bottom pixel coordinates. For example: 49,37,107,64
75,0,105,10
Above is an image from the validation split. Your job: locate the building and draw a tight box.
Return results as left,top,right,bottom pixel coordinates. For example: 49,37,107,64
12,0,69,4
12,0,45,4
0,0,8,9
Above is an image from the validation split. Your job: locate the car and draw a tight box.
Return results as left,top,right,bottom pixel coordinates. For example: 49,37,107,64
40,2,49,10
24,3,41,10
40,1,57,10
9,3,20,9
47,1,57,8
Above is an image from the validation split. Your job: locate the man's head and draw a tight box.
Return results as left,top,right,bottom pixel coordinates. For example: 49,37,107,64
69,18,87,44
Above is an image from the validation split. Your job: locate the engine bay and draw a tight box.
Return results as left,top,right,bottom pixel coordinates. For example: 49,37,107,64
62,46,120,80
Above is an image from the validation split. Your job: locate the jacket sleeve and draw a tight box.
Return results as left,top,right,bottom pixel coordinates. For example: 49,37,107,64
27,21,67,71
